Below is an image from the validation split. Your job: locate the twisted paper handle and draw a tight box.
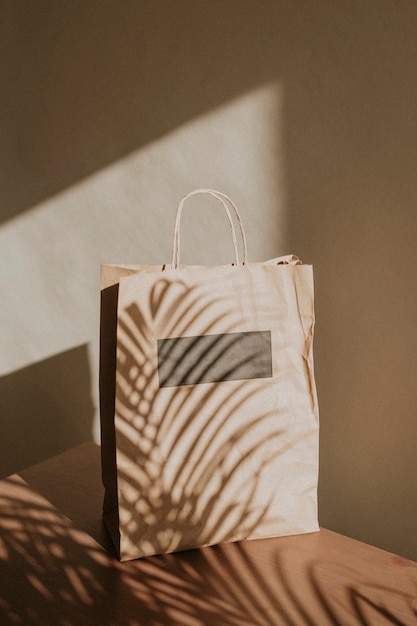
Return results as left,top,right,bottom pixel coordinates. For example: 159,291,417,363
171,189,248,268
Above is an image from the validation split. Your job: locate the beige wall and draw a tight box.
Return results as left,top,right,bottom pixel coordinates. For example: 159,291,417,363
2,2,416,560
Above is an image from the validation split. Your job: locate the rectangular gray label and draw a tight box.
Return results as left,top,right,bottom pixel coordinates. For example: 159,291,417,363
157,331,272,388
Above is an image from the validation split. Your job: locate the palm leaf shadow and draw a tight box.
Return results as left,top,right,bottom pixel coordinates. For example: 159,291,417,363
113,276,289,559
123,543,282,626
4,477,414,626
125,539,313,626
304,559,417,626
128,540,417,626
0,478,121,625
349,585,416,626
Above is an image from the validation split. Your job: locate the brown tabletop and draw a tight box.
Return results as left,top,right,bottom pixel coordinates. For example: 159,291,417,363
0,442,416,625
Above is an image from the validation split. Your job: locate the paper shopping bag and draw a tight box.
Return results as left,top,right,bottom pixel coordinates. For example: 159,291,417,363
100,189,319,561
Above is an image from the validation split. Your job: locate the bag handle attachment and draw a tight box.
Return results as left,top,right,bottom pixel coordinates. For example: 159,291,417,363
171,189,248,269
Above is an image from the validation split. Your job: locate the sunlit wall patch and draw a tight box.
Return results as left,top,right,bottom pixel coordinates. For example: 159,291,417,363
157,331,272,388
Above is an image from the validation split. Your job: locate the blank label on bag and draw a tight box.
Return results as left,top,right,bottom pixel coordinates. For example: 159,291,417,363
157,331,272,388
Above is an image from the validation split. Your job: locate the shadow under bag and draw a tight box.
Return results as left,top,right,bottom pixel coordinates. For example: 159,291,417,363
100,189,319,561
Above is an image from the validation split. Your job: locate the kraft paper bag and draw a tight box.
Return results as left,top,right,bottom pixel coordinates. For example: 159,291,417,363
100,189,319,561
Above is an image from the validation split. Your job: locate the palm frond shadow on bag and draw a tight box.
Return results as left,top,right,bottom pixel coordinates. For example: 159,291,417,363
114,277,288,558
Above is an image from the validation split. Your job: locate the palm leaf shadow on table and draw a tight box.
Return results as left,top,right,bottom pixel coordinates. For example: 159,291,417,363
2,482,415,626
120,535,417,626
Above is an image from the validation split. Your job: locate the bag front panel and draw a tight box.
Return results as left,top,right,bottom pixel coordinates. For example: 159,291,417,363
112,263,318,561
